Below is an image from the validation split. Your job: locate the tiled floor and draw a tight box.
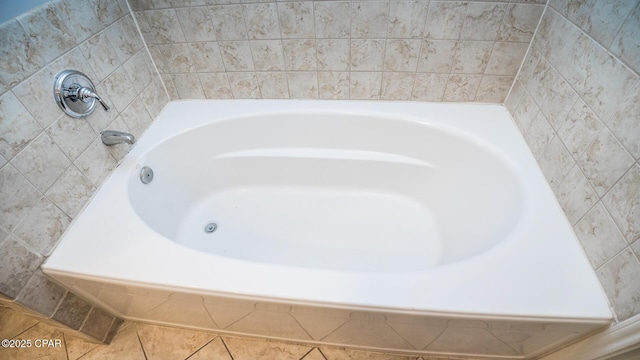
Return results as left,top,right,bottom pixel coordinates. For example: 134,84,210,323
0,306,463,360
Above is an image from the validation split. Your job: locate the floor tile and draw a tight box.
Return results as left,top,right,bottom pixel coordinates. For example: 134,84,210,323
187,337,232,360
224,336,312,360
136,323,215,360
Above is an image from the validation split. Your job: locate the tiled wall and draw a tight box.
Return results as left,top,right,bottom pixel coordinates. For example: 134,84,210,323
506,0,640,323
130,0,544,103
0,0,169,341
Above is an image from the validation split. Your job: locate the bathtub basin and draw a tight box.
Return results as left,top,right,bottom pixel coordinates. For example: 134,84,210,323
43,100,611,358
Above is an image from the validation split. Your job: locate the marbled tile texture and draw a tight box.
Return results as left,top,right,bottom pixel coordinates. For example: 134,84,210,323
0,0,169,342
507,0,640,323
133,0,544,102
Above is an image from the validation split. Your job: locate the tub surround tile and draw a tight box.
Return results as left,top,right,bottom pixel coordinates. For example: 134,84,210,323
13,197,71,256
427,327,517,356
79,32,122,82
318,72,350,100
210,5,248,41
120,98,154,137
316,39,350,71
602,165,640,244
557,99,604,160
577,129,635,197
524,112,555,161
107,16,144,63
351,1,389,39
16,2,77,64
228,309,313,340
0,165,41,231
314,2,350,39
171,73,206,100
424,2,467,40
417,40,457,73
98,66,138,113
597,248,640,321
15,269,66,317
123,50,155,93
0,20,45,90
46,165,96,218
176,7,216,43
486,42,529,76
243,3,281,40
228,72,261,98
322,317,413,350
219,41,256,71
387,1,429,39
75,138,118,187
45,115,97,162
575,203,628,270
250,40,286,71
384,39,420,72
278,2,314,39
257,72,289,99
0,91,42,160
349,72,382,100
509,3,640,326
608,81,640,160
443,74,482,102
461,2,507,41
144,9,186,45
134,0,541,103
350,39,385,72
497,4,544,42
11,132,71,193
381,72,415,101
611,2,640,73
412,73,448,102
538,136,574,189
200,73,234,99
283,39,318,71
0,237,42,298
555,165,598,225
451,41,493,74
476,76,515,104
189,42,224,72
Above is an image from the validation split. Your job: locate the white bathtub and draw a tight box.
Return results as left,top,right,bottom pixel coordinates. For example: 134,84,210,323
43,100,611,358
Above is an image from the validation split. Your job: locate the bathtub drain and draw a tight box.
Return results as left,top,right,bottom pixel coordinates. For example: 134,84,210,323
204,222,218,234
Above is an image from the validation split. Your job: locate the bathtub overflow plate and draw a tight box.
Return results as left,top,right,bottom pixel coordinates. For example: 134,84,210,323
204,222,218,234
140,166,154,184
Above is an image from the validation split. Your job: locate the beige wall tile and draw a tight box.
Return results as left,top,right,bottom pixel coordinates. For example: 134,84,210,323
608,81,640,160
278,2,314,39
0,165,41,231
412,73,447,101
200,73,234,99
555,165,598,225
210,5,248,40
350,72,382,100
283,39,318,71
0,237,42,298
287,72,319,99
314,1,350,39
387,1,429,39
11,133,71,193
602,164,640,243
257,72,289,99
351,1,389,39
0,91,42,160
384,39,420,72
350,39,385,71
381,72,415,101
228,72,261,98
443,74,482,102
425,2,467,40
318,72,349,100
13,198,71,256
176,7,216,42
575,203,628,269
250,40,285,71
46,165,96,218
243,3,281,40
461,2,507,41
219,41,255,71
596,248,640,321
611,3,640,73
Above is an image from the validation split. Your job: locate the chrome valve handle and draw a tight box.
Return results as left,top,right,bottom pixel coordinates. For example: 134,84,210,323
54,69,110,118
65,84,110,112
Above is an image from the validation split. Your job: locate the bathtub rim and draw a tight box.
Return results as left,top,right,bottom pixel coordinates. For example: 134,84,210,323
42,100,613,323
